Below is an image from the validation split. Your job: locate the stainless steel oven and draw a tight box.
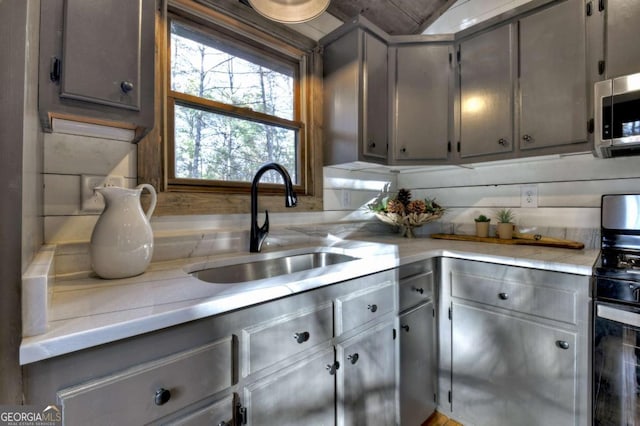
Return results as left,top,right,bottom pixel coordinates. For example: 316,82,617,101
594,194,640,425
595,73,640,158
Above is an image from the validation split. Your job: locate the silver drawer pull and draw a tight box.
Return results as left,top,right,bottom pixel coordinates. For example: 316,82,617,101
556,340,570,350
498,292,509,300
367,304,378,313
154,387,171,406
413,287,424,294
293,331,310,344
120,80,134,93
347,353,359,364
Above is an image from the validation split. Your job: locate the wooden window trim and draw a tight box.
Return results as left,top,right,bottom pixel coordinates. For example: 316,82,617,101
138,0,324,215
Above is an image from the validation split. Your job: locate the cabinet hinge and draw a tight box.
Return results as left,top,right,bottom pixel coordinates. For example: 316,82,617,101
393,328,397,340
598,60,606,75
456,142,461,153
599,0,605,11
456,49,461,63
586,1,593,16
448,306,452,320
447,141,451,152
448,390,452,404
449,52,452,64
588,118,595,134
434,393,438,403
236,402,247,425
49,57,61,82
432,308,436,317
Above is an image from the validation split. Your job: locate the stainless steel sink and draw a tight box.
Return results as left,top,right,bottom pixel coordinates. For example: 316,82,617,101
191,252,358,284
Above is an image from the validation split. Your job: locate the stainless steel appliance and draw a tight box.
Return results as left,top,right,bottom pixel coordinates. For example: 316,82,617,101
594,194,640,425
595,73,640,158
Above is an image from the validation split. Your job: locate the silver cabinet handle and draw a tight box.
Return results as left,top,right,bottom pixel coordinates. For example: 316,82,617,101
120,80,134,93
347,353,359,364
413,287,424,294
498,292,509,300
401,324,410,332
556,340,570,350
522,134,533,142
367,304,378,312
293,331,310,344
498,138,507,146
401,147,407,153
154,388,171,405
368,140,376,148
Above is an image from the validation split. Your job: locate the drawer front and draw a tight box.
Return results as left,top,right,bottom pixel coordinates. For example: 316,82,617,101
57,337,233,426
336,282,395,335
242,302,333,376
451,271,576,324
169,394,234,426
399,270,434,312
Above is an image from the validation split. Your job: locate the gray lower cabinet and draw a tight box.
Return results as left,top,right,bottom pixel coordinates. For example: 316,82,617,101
38,0,155,140
168,394,235,426
398,301,436,426
336,320,396,426
605,0,640,78
391,43,453,163
439,258,590,426
243,347,335,425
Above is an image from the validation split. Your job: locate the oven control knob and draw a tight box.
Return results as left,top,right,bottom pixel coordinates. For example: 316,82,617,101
556,340,570,350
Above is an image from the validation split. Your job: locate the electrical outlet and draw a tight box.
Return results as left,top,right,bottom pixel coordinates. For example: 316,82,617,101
81,175,125,212
520,184,538,208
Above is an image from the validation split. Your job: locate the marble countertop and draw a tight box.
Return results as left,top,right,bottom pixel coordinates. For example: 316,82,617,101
19,235,599,365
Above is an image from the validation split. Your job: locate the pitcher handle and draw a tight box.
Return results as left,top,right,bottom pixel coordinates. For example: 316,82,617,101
137,184,157,219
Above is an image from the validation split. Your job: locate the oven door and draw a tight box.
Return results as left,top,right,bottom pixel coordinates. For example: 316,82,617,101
594,301,640,425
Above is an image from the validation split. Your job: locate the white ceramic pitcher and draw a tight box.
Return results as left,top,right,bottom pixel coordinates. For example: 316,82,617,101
90,184,157,279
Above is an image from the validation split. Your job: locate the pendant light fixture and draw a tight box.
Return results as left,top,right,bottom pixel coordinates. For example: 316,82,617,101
247,0,330,24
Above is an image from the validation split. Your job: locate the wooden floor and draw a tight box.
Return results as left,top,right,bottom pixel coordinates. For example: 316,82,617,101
422,411,464,426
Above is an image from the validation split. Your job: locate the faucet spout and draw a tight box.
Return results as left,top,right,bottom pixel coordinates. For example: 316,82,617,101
250,163,297,252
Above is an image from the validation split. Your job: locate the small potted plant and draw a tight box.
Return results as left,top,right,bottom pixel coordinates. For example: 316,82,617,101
474,214,491,238
495,208,515,240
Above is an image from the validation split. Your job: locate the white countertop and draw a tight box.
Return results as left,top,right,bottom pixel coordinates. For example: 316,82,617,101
20,235,599,365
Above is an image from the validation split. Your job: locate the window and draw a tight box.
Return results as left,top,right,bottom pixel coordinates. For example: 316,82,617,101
167,16,305,189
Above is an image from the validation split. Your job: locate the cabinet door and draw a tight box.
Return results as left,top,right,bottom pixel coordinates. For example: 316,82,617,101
606,0,640,78
451,302,577,426
243,347,335,426
394,44,451,161
519,0,587,150
61,0,144,110
362,32,388,161
459,24,514,158
336,321,396,426
399,302,437,425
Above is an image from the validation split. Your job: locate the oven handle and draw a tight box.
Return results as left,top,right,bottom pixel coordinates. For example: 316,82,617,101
597,304,640,327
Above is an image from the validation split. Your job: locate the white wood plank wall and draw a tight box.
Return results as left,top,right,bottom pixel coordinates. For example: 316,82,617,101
43,132,137,243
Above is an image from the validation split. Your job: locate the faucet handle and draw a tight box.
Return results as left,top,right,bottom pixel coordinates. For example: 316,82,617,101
261,210,270,234
287,192,297,207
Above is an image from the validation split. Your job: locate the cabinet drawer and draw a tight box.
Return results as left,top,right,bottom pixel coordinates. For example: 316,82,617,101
399,270,434,312
57,337,233,426
242,302,333,376
336,282,395,335
168,394,234,426
451,271,576,324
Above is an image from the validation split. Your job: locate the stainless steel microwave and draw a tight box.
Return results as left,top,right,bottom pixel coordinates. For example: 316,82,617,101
595,73,640,157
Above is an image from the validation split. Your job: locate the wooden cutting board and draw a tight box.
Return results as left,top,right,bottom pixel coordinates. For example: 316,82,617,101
430,232,585,250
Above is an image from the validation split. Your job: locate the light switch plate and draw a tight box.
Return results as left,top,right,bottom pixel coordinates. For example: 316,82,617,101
520,184,538,208
81,175,125,212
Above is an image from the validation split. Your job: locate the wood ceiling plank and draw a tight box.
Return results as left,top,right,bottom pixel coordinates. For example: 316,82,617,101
328,0,421,35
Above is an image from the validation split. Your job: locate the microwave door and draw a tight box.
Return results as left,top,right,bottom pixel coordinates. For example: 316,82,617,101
610,91,640,146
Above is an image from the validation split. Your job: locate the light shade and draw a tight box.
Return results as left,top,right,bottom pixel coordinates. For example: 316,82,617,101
248,0,330,24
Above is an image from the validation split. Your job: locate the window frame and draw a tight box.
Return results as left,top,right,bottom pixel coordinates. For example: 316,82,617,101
166,13,307,194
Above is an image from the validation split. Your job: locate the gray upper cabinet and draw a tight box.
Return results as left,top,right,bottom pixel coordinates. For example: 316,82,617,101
459,24,515,159
391,43,452,163
605,0,640,78
323,27,388,165
518,0,588,151
39,0,155,141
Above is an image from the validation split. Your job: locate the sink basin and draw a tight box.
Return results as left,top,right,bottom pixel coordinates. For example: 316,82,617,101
191,252,359,284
